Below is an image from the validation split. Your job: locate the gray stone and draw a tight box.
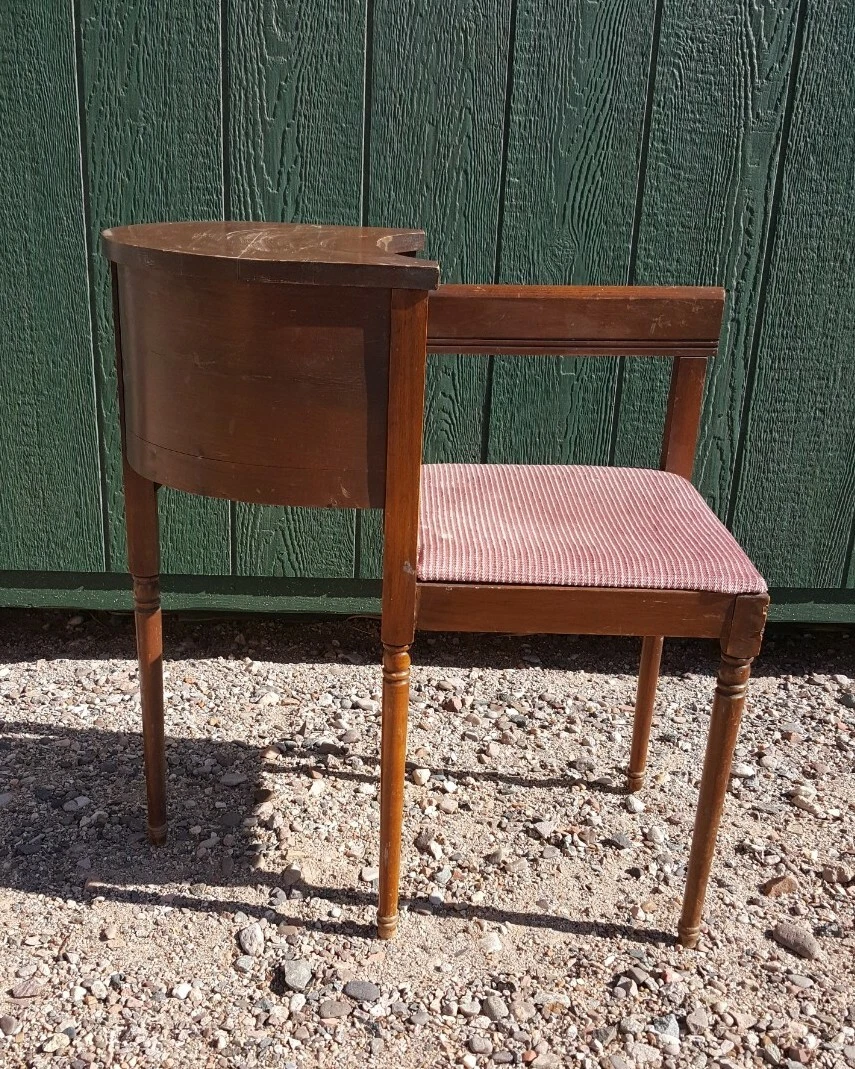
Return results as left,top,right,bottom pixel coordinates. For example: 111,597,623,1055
478,932,503,954
459,998,482,1018
279,959,312,992
684,1007,709,1034
771,921,820,960
532,821,556,840
0,791,14,808
233,956,254,974
731,762,757,779
220,772,248,786
42,1033,70,1053
482,995,509,1021
593,1024,617,1046
238,922,265,956
344,979,381,1003
608,832,634,850
651,1013,680,1040
318,999,350,1019
10,978,45,998
0,1015,21,1036
468,1035,493,1055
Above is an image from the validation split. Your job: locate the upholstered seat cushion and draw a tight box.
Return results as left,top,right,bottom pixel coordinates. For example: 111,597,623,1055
418,464,766,595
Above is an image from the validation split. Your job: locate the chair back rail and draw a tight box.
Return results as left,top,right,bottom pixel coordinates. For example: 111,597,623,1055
427,284,724,480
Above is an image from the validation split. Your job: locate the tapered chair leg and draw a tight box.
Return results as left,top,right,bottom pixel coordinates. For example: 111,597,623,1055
377,643,411,939
123,461,167,845
678,651,752,947
627,635,664,791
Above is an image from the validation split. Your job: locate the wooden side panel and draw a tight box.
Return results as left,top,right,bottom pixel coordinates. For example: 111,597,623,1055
359,0,512,577
614,0,801,517
487,0,655,465
228,0,367,579
79,0,228,573
0,5,103,571
731,2,855,588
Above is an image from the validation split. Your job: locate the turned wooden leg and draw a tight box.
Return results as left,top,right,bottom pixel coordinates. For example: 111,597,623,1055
123,461,166,845
377,643,411,939
678,652,751,947
628,635,664,791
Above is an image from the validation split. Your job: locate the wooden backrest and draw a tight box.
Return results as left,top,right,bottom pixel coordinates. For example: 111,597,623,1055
103,222,438,510
427,284,725,478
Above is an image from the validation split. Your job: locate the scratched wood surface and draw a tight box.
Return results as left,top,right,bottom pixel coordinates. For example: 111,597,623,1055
227,0,365,579
1,0,854,617
487,0,655,466
0,5,103,571
78,0,228,574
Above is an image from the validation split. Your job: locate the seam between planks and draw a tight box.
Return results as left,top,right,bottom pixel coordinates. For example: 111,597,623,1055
608,0,665,469
481,0,519,463
724,0,809,531
219,0,237,576
354,0,376,579
71,0,110,571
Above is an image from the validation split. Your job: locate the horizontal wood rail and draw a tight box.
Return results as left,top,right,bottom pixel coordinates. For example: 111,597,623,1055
416,583,735,638
427,284,724,357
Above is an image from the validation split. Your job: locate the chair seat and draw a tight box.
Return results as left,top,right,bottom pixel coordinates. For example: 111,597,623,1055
418,464,766,595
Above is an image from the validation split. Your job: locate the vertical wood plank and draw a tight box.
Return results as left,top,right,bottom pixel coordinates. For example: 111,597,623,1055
0,5,103,571
79,0,229,574
613,0,801,520
359,0,512,578
731,1,855,588
228,0,366,579
487,0,656,465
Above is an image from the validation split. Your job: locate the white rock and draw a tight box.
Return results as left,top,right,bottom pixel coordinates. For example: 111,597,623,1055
172,982,192,1000
411,768,431,786
237,923,265,957
478,931,503,954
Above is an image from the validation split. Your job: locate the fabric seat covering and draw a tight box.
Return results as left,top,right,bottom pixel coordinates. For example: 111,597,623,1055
418,464,766,595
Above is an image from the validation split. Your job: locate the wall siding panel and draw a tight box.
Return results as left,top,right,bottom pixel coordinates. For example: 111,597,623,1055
613,0,801,528
0,5,103,571
358,0,512,578
730,0,855,588
79,0,229,574
0,1,852,620
488,0,655,466
228,0,367,579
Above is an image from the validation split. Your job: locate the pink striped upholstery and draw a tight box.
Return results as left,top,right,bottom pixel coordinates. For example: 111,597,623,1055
418,464,766,594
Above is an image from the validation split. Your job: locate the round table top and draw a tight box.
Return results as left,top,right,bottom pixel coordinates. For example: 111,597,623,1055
102,221,439,289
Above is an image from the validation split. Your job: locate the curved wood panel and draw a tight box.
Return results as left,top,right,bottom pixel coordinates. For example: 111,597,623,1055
103,221,439,289
117,266,392,508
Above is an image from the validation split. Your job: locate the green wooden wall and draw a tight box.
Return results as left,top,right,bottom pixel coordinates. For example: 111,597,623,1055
2,1,854,622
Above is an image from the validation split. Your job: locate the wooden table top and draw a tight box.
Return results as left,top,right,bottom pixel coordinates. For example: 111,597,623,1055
102,221,440,289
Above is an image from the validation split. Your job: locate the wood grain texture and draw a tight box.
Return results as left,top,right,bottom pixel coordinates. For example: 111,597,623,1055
227,0,368,579
358,0,512,579
417,583,734,638
80,0,228,574
614,0,801,515
730,1,855,588
0,5,102,570
488,0,655,465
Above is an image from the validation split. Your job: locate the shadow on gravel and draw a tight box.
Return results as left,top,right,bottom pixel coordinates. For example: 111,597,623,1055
1,610,850,951
0,719,667,948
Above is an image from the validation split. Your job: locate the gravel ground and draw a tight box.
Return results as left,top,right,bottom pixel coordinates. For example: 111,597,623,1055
0,609,853,1069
